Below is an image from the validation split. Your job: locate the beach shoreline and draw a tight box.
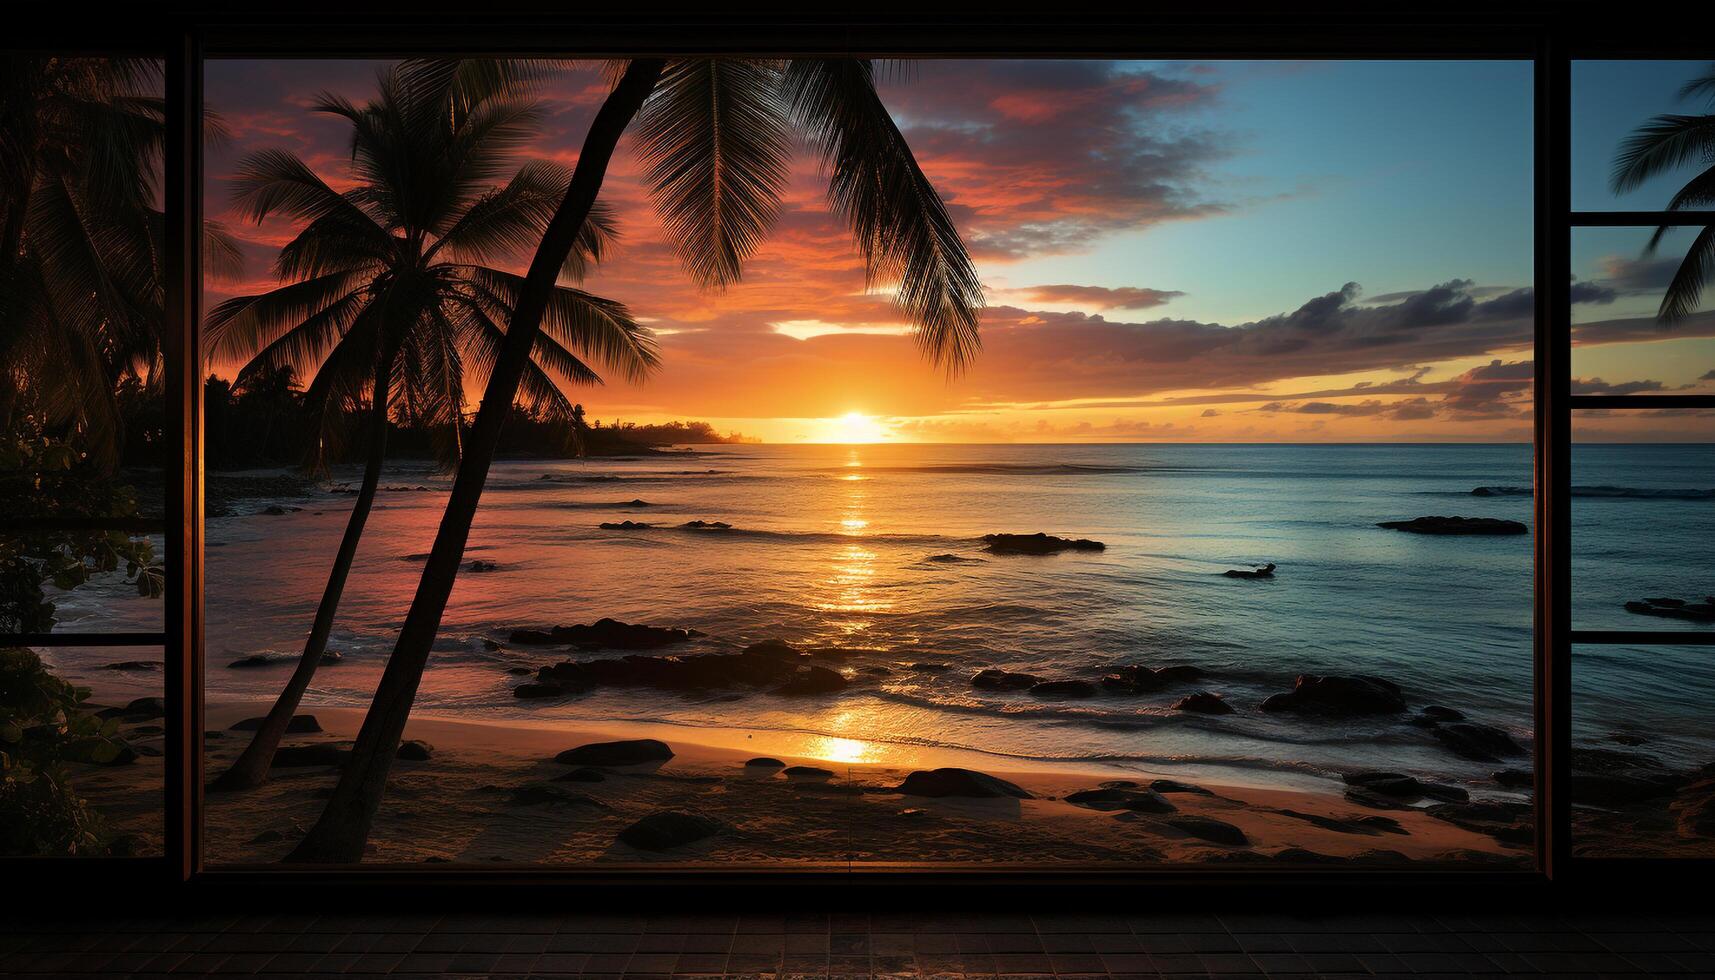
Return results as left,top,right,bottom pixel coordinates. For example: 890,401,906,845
73,697,1534,867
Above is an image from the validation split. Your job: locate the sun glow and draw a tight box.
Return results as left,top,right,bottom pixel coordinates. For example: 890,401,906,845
825,411,888,444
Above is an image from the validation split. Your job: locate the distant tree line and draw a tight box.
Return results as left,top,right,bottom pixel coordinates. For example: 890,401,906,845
173,366,749,471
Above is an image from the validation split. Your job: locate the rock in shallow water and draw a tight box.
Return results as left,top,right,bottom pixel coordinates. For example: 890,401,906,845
1172,691,1234,714
971,668,1039,691
1029,679,1098,699
553,738,674,767
1432,722,1523,763
981,532,1105,554
1260,675,1406,717
896,768,1032,799
1376,516,1528,535
617,810,725,851
1623,597,1715,622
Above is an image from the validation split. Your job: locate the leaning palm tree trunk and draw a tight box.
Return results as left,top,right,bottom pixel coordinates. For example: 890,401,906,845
285,60,667,863
210,344,396,792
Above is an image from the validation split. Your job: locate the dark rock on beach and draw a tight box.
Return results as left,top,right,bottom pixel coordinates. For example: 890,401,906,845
1343,771,1469,803
599,521,653,530
1173,691,1234,714
897,767,1032,799
744,758,786,770
1151,779,1215,796
395,739,433,761
784,765,835,780
1065,787,1175,813
513,682,567,699
1425,800,1533,846
554,739,674,767
1167,816,1249,846
466,559,498,572
230,714,321,734
982,532,1105,554
617,810,724,851
971,668,1040,691
1493,768,1533,789
1377,516,1528,535
1260,675,1406,717
1624,597,1715,622
1569,747,1683,806
508,618,697,649
1223,563,1276,579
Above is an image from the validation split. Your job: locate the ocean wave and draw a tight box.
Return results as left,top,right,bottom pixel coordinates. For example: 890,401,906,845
815,463,1152,476
593,523,962,546
1471,485,1714,500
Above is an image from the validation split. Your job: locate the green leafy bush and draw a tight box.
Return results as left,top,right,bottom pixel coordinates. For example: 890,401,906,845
0,647,123,856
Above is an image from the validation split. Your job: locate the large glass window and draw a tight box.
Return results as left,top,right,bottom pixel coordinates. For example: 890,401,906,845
189,56,1538,869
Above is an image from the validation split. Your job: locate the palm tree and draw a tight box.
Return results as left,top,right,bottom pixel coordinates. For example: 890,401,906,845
285,58,983,863
206,60,657,792
1,57,170,462
1611,63,1715,322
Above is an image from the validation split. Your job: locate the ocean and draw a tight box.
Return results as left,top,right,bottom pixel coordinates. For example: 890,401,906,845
42,442,1714,797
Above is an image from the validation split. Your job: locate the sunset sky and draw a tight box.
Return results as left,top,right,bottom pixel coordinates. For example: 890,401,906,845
204,59,1715,443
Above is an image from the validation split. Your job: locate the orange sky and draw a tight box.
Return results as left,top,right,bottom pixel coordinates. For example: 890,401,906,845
203,60,1715,443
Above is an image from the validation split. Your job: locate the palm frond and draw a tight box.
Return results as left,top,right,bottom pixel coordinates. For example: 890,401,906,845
461,266,656,383
1611,113,1715,194
783,59,984,372
634,59,793,288
1658,223,1715,322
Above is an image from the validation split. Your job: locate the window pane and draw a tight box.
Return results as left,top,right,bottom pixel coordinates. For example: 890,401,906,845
3,645,164,857
1573,60,1715,212
1571,226,1715,389
1573,644,1715,859
1571,413,1714,632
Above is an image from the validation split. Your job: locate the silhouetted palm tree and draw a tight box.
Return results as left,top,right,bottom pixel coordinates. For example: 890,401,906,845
1611,63,1715,322
207,60,656,792
287,58,984,863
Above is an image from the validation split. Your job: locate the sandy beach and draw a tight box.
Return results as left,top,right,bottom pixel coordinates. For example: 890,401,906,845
69,698,1531,867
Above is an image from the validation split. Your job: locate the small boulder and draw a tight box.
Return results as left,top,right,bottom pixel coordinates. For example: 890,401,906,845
1223,563,1276,579
554,739,674,767
1261,675,1406,717
1150,779,1214,796
617,810,725,851
972,668,1040,691
1493,768,1533,788
744,757,786,770
103,660,161,671
1064,787,1175,813
395,739,433,761
513,682,566,699
783,765,835,780
466,559,498,572
775,664,848,696
982,532,1105,554
1376,516,1528,535
227,654,275,669
1432,722,1523,762
1172,691,1234,715
1167,816,1249,845
896,767,1032,799
599,521,653,530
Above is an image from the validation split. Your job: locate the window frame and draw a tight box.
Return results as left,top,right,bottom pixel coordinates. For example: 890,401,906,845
9,5,1712,896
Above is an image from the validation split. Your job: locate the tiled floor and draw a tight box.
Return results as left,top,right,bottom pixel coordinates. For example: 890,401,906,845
3,910,1713,978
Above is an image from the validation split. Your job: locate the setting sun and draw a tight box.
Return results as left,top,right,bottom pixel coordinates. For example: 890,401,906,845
825,411,888,444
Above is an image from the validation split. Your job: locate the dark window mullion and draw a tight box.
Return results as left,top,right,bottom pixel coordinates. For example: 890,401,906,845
1570,630,1715,645
1568,394,1715,410
1570,211,1715,227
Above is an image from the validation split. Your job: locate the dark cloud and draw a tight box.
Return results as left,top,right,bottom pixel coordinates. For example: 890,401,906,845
1569,377,1667,395
1019,284,1184,310
1597,254,1683,294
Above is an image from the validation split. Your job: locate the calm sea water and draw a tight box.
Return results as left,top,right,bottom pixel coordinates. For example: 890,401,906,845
44,443,1715,794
